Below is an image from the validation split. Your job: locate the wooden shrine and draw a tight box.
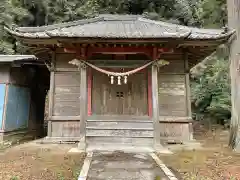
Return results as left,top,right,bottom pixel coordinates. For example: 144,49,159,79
5,14,233,151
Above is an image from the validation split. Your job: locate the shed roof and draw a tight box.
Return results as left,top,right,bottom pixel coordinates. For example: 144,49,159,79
0,55,37,63
4,14,233,40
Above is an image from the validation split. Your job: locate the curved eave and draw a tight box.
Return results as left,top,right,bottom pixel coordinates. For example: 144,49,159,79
4,25,234,42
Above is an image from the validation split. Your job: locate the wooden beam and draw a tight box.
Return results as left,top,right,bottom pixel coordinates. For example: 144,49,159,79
151,65,161,150
51,116,81,121
87,46,154,59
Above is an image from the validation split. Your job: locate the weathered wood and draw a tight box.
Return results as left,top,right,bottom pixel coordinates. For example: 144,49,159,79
54,72,80,86
86,121,153,129
86,136,153,145
48,71,55,118
79,65,87,138
51,121,81,137
87,69,92,116
55,86,79,94
91,69,148,115
53,101,80,116
51,116,80,120
55,53,78,70
184,51,192,117
52,71,80,117
227,0,240,150
152,65,161,149
48,52,56,119
158,122,191,142
86,129,153,137
87,115,151,120
159,59,184,73
158,74,186,116
159,116,192,123
48,121,52,137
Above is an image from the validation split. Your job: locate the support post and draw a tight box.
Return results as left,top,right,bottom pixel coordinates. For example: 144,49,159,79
184,51,193,141
184,51,192,117
152,65,162,150
47,52,55,137
78,63,87,150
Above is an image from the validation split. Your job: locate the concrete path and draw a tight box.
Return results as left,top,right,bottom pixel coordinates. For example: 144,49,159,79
78,151,179,180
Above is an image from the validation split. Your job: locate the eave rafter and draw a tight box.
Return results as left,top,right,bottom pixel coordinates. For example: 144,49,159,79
62,43,174,60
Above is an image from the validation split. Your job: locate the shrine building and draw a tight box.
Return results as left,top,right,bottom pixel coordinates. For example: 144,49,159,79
5,14,233,151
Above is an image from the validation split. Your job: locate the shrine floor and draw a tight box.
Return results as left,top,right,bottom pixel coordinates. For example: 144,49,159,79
79,151,179,180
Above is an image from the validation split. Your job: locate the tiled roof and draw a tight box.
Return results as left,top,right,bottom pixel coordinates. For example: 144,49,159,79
4,14,234,40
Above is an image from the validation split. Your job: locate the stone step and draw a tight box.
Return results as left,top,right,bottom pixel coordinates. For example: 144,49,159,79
86,129,153,137
86,143,155,153
86,121,153,130
86,136,153,145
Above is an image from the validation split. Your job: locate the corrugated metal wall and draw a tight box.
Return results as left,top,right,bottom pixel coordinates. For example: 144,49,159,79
0,84,5,130
4,85,30,132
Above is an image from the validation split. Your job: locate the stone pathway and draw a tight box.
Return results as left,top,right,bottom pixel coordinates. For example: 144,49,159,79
79,151,178,180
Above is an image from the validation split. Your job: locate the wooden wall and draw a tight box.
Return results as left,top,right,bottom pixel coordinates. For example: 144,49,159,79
53,71,80,116
158,59,187,117
157,57,193,142
158,74,186,116
91,69,148,116
48,53,81,138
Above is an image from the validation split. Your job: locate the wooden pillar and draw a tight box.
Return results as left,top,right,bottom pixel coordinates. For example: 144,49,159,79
184,51,192,117
87,69,92,116
184,51,193,140
78,63,87,150
47,52,56,137
152,64,161,150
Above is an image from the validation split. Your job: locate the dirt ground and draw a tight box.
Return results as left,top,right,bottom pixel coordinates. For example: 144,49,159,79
0,142,85,180
159,122,240,180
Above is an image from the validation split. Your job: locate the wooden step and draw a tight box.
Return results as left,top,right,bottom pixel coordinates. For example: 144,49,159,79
86,136,153,145
86,144,155,153
86,129,153,137
86,121,153,130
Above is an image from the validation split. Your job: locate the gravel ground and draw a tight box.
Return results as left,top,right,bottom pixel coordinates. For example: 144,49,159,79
159,123,240,180
0,142,85,180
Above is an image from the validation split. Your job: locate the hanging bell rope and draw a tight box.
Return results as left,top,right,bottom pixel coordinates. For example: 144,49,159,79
69,59,169,77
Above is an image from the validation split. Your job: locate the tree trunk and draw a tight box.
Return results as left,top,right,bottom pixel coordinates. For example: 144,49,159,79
227,0,240,151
